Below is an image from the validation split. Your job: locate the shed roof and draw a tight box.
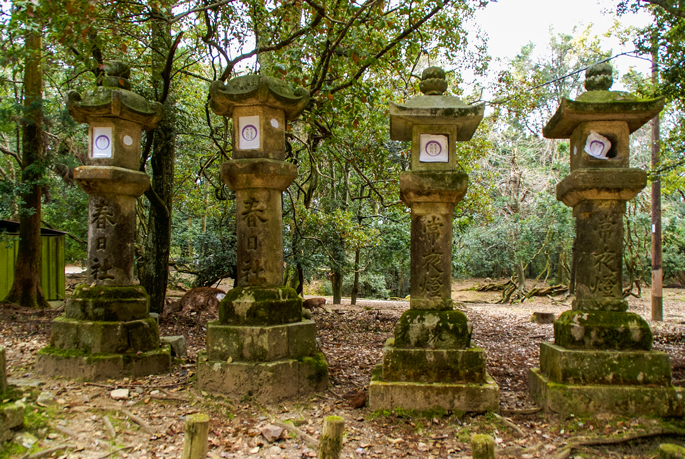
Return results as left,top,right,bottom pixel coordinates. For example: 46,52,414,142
0,220,67,236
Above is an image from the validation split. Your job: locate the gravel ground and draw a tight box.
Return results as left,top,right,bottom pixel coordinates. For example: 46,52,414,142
1,279,684,458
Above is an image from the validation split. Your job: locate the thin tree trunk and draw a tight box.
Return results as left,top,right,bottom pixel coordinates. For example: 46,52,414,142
139,5,177,314
3,27,49,309
651,46,663,321
351,248,360,305
569,242,577,295
331,269,342,305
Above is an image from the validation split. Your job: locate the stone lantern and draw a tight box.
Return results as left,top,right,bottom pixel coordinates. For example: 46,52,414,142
529,63,684,416
197,75,328,401
369,67,499,412
35,61,171,379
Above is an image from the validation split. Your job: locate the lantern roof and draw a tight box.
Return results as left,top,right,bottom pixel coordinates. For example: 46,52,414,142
209,75,310,120
543,62,664,139
66,61,163,131
389,67,484,142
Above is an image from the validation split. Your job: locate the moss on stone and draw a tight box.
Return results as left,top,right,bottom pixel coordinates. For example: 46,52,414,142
540,343,672,386
72,285,148,300
383,346,487,383
300,352,328,386
219,286,302,325
554,310,652,350
67,285,150,322
394,309,471,349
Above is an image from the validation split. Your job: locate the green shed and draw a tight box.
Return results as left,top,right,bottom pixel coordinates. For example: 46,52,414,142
0,220,66,301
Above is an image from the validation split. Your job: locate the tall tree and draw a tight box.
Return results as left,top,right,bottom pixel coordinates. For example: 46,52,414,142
2,12,50,309
138,2,182,314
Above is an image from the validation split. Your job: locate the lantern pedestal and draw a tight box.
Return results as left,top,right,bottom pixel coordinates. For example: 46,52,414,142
529,344,685,417
35,62,170,380
529,63,684,416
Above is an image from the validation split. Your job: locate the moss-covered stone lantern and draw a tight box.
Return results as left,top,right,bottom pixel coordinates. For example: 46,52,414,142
197,75,328,402
369,67,499,412
34,61,171,380
529,63,685,416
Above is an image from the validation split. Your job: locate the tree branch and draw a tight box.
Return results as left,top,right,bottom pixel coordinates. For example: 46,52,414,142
641,0,685,18
330,0,451,94
159,32,184,104
219,8,324,80
170,0,234,23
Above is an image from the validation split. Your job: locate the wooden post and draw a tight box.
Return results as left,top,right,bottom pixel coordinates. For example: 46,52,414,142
471,434,495,459
651,46,663,322
181,413,209,459
318,416,344,459
0,347,6,394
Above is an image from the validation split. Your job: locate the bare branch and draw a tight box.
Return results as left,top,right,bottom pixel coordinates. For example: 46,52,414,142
170,0,234,24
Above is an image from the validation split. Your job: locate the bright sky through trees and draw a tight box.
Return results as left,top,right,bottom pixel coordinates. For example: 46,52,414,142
474,0,652,88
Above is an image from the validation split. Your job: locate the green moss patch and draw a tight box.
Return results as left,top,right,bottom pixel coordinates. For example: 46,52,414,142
554,310,652,350
219,286,302,325
383,346,487,384
300,352,328,386
394,310,471,349
66,286,149,321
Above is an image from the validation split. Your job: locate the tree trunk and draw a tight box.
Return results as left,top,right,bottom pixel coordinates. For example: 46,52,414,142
296,262,304,296
569,241,577,295
3,27,49,309
331,269,343,305
351,248,360,305
139,6,176,314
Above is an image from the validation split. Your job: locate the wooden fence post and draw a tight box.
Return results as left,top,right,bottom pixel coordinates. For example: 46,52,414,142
181,413,210,459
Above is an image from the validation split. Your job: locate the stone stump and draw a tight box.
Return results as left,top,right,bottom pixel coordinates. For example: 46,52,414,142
369,68,499,412
529,63,685,416
34,62,171,380
197,75,327,402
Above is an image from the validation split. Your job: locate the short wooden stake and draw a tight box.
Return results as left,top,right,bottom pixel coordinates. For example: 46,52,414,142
0,347,6,394
317,416,344,459
471,434,495,459
181,413,210,459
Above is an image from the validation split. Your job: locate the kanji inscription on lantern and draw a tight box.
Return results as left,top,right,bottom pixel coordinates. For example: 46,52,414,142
242,196,267,227
239,116,260,150
92,127,113,158
96,236,107,251
420,216,446,298
242,258,266,285
91,257,115,280
590,212,620,296
92,200,116,228
424,216,443,245
419,134,448,163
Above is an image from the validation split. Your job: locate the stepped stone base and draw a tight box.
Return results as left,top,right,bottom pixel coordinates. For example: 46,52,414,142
540,343,672,386
382,345,487,383
197,351,328,403
34,345,171,381
51,316,160,354
369,365,499,413
206,320,317,362
529,368,685,417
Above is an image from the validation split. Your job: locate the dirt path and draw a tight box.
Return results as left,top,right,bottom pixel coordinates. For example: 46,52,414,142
1,279,685,458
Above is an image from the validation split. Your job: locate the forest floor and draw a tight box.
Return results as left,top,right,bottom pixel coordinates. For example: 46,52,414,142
2,276,685,458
